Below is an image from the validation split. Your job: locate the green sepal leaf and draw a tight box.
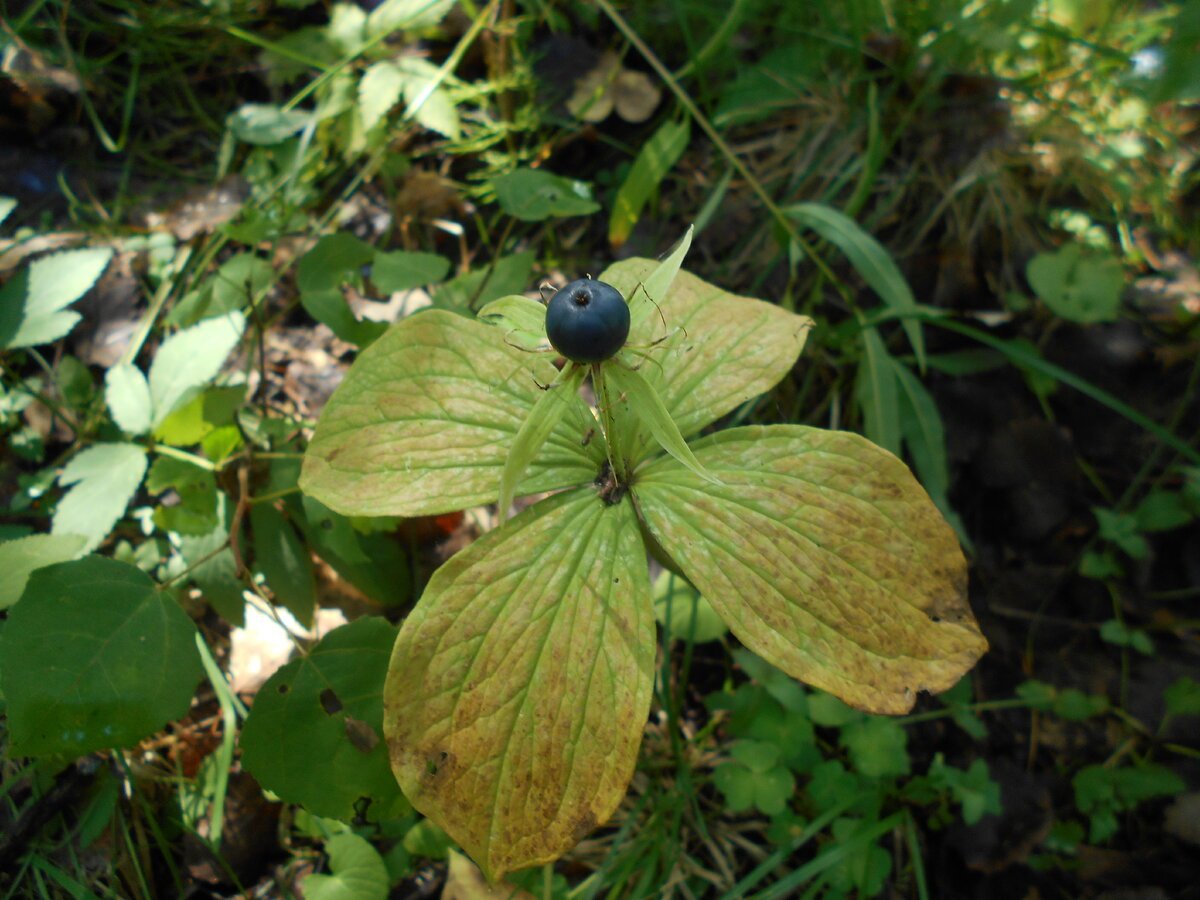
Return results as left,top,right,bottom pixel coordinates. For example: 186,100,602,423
634,425,987,714
785,202,926,371
249,502,316,627
303,832,390,900
477,294,549,351
0,533,87,610
0,556,204,756
52,443,149,553
240,617,405,822
601,259,812,441
601,361,719,484
384,489,654,881
630,225,692,331
301,310,603,517
105,364,153,436
0,247,114,348
498,362,586,519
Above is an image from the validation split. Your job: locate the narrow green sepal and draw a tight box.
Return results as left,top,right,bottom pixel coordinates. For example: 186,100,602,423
603,361,721,485
629,225,693,331
498,363,588,519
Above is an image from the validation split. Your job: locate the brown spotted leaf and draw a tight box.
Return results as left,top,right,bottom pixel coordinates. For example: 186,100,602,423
383,488,654,880
601,259,812,444
633,425,986,714
300,311,604,517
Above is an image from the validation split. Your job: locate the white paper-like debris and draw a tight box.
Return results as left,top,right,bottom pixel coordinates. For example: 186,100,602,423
227,592,347,694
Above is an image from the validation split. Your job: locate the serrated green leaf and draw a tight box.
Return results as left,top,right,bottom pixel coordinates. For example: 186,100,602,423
0,247,113,348
786,202,925,371
0,556,203,756
303,833,390,900
634,425,987,714
477,294,549,351
384,489,653,881
491,168,600,222
601,362,718,484
367,0,454,38
395,57,459,139
372,250,450,292
841,717,910,778
0,533,87,610
732,739,781,773
609,118,690,248
149,312,245,429
250,503,316,627
359,61,406,132
301,310,603,517
856,326,901,454
178,510,245,625
241,618,404,821
52,443,149,552
154,385,246,447
230,103,312,145
499,363,586,519
105,364,153,435
600,259,811,441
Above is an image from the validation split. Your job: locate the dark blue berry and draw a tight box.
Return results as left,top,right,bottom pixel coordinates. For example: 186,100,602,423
545,278,630,364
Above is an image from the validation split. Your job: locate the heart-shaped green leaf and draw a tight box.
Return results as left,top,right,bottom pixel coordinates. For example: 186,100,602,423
303,832,390,900
240,617,405,821
300,310,604,517
0,556,203,756
383,488,654,881
633,425,986,714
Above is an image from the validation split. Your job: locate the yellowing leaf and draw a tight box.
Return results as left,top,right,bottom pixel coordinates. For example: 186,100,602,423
602,259,812,441
301,311,603,517
383,489,654,881
634,425,986,714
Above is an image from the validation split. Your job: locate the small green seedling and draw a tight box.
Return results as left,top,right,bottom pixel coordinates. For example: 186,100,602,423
300,226,987,880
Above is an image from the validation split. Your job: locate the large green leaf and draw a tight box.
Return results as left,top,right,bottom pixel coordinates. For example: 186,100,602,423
383,489,654,881
634,425,986,714
0,556,203,756
785,203,925,371
240,617,405,821
52,443,148,552
601,259,811,441
300,310,604,517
